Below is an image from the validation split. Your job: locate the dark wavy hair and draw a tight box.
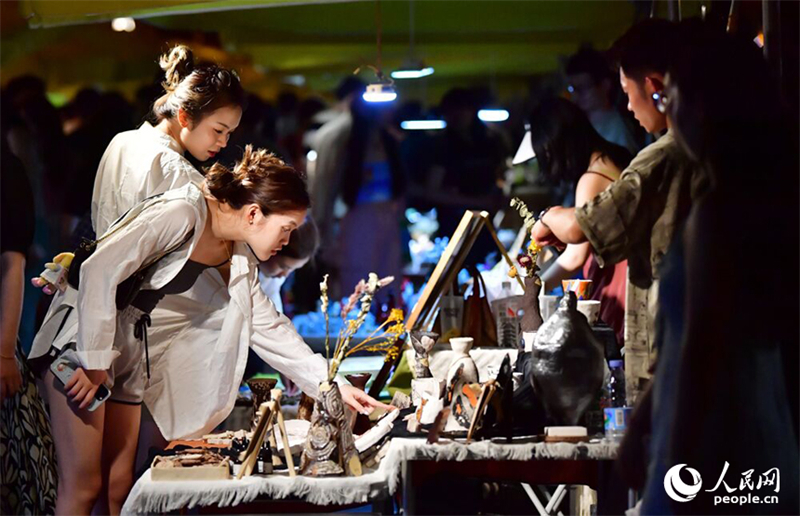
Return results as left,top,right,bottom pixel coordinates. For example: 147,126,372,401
529,97,632,185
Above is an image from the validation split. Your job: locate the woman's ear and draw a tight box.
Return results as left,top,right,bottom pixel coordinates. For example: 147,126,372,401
644,75,666,96
177,108,191,129
247,204,262,226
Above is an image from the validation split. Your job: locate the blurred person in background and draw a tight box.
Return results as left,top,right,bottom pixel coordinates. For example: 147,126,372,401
0,94,58,516
565,46,641,154
524,97,631,345
419,88,505,239
335,93,405,302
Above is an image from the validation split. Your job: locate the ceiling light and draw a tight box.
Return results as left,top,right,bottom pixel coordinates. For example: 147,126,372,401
363,82,397,103
401,120,447,130
283,74,306,87
306,150,318,162
111,17,136,32
391,65,434,80
478,109,509,123
356,1,398,104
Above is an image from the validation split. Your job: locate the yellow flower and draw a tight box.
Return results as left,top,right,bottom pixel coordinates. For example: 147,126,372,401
387,308,404,323
508,265,518,278
528,240,541,255
387,323,406,335
384,347,400,363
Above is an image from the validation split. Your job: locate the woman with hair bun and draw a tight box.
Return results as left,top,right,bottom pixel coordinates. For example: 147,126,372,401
93,44,246,235
33,147,390,514
30,45,247,514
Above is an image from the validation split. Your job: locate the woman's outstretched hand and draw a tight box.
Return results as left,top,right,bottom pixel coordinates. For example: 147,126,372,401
339,384,396,416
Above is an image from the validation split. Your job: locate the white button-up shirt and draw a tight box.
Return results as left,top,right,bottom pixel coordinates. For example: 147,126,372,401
33,124,330,440
91,122,204,236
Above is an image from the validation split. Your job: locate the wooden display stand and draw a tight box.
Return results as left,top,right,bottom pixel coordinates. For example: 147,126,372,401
237,389,296,478
369,210,522,399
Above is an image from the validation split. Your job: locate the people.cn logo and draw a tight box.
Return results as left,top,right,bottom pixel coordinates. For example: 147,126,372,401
664,464,704,502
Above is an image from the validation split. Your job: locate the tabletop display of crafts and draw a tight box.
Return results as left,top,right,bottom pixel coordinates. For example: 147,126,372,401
300,273,405,477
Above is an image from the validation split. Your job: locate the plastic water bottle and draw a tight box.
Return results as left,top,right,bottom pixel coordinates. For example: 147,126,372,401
604,360,628,441
495,281,521,348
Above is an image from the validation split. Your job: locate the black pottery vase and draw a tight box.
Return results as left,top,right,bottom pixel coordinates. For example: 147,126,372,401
530,291,604,425
521,276,544,333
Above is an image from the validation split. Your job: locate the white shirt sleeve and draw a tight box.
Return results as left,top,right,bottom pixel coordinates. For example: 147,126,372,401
248,273,329,400
75,201,196,370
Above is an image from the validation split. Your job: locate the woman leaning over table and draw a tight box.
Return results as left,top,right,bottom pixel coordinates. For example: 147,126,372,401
31,147,389,516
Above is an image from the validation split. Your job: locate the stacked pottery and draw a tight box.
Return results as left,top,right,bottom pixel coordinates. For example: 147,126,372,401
529,292,605,425
409,330,438,378
300,381,362,476
246,378,277,431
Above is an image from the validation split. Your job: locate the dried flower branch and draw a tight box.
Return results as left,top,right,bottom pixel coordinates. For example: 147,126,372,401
320,274,330,365
345,309,406,362
326,273,396,380
509,198,542,283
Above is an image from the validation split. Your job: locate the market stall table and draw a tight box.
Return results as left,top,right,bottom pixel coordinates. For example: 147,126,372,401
121,437,618,515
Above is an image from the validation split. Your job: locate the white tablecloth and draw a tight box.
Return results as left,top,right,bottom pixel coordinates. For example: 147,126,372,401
408,346,519,383
121,438,618,514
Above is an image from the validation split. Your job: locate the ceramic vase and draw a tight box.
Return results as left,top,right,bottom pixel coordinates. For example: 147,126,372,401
445,337,480,428
345,373,373,435
247,378,277,431
300,381,362,477
530,292,604,425
520,276,544,333
409,330,439,379
446,337,478,386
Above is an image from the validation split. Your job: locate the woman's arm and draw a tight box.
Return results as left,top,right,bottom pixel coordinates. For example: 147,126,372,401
534,170,616,254
248,278,392,414
0,251,25,399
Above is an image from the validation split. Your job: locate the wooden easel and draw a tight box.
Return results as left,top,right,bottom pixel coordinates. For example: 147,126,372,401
237,389,296,478
368,210,522,399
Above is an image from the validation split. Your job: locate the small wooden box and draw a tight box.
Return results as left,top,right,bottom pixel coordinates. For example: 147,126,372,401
151,456,231,481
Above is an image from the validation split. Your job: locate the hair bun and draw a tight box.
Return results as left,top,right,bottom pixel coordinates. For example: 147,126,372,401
159,45,195,92
236,145,290,184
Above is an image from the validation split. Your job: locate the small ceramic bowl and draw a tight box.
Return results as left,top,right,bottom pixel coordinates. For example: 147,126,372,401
562,279,593,300
577,300,601,325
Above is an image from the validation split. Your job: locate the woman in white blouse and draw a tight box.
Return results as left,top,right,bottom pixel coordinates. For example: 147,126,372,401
31,44,246,515
36,148,386,515
32,47,387,516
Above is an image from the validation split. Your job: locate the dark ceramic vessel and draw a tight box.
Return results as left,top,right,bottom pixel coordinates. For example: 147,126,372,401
520,276,544,333
530,292,604,425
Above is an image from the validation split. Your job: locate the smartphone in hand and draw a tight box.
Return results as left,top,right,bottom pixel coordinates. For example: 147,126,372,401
50,357,111,411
